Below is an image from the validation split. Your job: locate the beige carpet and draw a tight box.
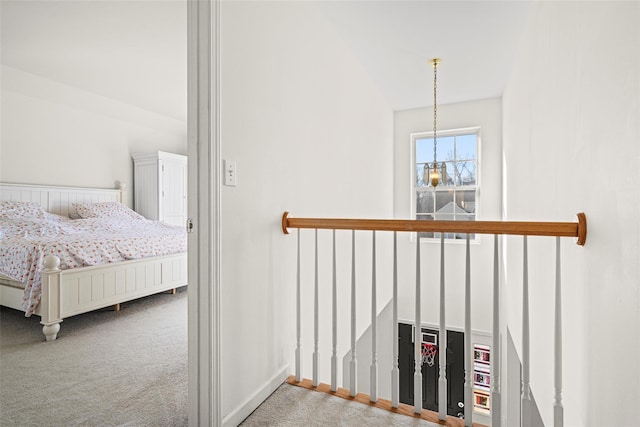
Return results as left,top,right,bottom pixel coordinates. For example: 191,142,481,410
1,290,450,427
240,382,441,427
0,288,187,427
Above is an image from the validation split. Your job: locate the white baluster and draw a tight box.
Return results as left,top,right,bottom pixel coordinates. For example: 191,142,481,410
414,236,422,414
331,229,338,392
491,234,502,427
391,232,399,408
313,229,319,387
350,230,357,397
438,234,447,421
464,234,473,426
554,237,563,427
295,229,301,382
522,236,532,427
370,231,378,402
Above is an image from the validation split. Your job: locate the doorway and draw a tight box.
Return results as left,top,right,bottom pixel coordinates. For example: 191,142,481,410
398,322,466,417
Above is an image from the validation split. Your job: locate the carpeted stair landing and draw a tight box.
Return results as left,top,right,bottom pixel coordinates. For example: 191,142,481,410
240,382,443,427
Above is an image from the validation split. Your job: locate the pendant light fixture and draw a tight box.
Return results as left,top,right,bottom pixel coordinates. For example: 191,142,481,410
423,58,446,187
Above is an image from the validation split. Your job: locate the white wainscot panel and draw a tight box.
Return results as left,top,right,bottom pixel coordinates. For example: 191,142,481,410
104,271,116,299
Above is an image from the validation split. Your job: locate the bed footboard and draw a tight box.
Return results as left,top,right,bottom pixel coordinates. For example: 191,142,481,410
40,253,187,341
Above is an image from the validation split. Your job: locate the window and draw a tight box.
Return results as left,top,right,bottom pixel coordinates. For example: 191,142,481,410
412,128,479,240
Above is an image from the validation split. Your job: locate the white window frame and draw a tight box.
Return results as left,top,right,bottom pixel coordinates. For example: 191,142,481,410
410,126,481,243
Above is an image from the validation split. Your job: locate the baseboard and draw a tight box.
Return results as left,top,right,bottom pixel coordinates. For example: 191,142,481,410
222,364,290,427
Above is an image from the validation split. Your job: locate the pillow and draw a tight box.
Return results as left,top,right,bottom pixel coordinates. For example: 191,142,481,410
72,202,145,220
0,201,46,219
67,207,81,220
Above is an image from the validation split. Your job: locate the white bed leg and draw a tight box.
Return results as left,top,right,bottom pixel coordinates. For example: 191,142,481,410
42,322,61,341
40,255,63,342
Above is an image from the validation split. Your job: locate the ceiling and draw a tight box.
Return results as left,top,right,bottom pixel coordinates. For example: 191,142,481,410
1,0,187,122
0,1,535,119
315,1,535,110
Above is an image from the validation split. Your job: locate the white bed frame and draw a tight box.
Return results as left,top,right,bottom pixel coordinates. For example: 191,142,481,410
0,182,188,341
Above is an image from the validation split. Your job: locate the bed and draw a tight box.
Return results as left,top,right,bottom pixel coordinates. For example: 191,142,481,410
0,182,188,341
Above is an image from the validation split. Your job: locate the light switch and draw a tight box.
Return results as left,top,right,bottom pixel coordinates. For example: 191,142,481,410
224,160,237,186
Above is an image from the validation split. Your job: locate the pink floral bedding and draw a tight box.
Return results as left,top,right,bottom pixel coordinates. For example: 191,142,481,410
0,202,186,316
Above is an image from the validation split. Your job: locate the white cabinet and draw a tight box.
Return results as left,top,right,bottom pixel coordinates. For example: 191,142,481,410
132,151,187,227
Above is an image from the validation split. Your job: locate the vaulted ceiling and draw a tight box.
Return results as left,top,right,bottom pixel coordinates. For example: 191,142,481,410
1,1,187,122
1,1,534,119
315,1,535,110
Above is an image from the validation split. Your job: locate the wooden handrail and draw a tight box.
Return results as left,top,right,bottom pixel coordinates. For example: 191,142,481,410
282,212,587,246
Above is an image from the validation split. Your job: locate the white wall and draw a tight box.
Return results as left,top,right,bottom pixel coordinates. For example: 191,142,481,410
0,66,186,207
502,2,640,426
219,1,394,423
393,99,502,333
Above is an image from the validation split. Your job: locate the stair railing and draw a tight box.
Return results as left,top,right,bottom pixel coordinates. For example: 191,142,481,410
282,211,586,427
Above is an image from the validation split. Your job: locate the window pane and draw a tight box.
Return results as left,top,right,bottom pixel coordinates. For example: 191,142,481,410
456,134,477,160
434,191,454,215
416,214,434,239
416,191,434,214
416,138,433,164
434,136,454,162
455,190,476,215
456,161,477,186
433,214,473,239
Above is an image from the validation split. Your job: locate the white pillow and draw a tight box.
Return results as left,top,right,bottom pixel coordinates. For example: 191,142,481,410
71,202,145,220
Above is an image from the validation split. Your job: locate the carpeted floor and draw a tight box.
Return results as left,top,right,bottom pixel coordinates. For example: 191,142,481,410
0,288,187,427
240,383,440,427
1,289,449,427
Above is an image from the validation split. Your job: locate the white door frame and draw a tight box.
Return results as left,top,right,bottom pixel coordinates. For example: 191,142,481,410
187,0,221,426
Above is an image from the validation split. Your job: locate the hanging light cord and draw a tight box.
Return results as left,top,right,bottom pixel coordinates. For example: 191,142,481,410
433,61,438,165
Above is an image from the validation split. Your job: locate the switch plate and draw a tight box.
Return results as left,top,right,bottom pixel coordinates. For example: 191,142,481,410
224,160,237,186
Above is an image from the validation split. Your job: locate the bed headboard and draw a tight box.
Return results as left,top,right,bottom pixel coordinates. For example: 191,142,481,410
0,182,126,216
